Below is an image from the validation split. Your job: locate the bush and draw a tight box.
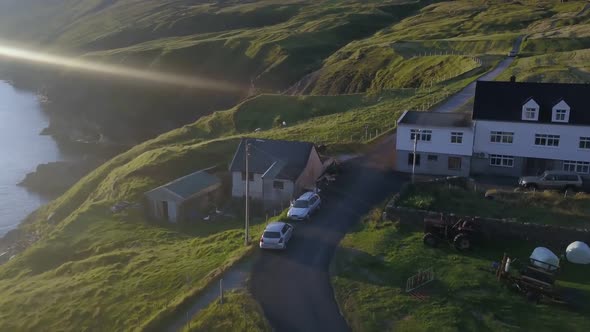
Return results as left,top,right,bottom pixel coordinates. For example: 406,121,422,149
403,194,434,210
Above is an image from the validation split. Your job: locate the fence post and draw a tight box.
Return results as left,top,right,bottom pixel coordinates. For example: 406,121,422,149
220,279,224,304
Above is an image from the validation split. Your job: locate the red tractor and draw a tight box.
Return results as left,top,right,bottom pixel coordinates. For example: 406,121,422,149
422,214,480,251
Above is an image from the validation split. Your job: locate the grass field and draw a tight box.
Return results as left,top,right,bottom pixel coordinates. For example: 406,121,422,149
497,48,590,83
183,290,270,332
0,84,429,329
0,206,269,331
397,182,590,228
331,209,590,331
5,0,590,329
308,0,590,94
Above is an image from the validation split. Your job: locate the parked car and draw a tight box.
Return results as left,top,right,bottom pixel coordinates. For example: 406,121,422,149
287,191,321,220
508,50,517,57
518,171,583,191
259,222,293,250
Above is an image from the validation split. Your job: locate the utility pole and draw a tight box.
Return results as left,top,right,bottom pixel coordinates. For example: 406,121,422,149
244,140,251,246
412,129,420,184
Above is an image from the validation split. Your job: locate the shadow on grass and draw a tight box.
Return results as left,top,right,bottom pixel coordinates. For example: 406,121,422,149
153,217,268,240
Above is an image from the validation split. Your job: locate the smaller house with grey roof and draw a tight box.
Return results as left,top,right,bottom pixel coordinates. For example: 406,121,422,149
229,138,323,206
396,110,474,176
144,169,221,223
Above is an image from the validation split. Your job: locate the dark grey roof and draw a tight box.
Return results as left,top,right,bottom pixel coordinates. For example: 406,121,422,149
229,138,314,181
473,81,590,125
398,111,472,127
148,169,220,200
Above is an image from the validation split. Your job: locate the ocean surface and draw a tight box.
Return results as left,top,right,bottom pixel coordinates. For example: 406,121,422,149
0,80,63,236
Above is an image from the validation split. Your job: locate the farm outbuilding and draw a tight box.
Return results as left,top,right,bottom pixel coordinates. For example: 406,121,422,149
144,169,221,223
229,138,323,208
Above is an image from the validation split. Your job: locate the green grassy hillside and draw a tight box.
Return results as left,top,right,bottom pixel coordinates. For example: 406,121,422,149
306,0,590,94
3,0,590,330
0,0,432,142
0,75,473,329
498,48,590,83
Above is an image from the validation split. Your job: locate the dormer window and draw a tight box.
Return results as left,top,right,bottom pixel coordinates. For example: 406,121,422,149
524,108,537,119
554,109,567,121
552,100,570,123
521,98,539,121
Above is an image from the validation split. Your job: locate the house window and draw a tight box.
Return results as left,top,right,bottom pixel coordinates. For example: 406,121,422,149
448,157,462,170
524,107,537,120
241,172,254,181
273,181,284,189
490,131,514,144
410,129,432,142
408,153,421,166
534,134,560,147
563,161,590,174
450,132,463,144
579,137,590,149
427,154,438,161
554,109,567,122
490,155,514,168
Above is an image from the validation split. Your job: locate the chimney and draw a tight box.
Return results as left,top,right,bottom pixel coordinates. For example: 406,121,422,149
510,75,516,83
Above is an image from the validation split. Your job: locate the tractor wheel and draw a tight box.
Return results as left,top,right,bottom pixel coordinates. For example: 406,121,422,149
423,233,439,247
453,233,472,251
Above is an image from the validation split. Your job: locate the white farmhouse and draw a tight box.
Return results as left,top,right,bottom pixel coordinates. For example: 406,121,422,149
229,138,323,207
471,81,590,177
396,111,473,176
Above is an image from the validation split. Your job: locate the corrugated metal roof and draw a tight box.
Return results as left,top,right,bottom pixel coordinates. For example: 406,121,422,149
147,169,220,200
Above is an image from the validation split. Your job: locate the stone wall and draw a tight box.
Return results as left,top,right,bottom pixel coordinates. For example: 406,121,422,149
384,177,590,251
384,200,590,251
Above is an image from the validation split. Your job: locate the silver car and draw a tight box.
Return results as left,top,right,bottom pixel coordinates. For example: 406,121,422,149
518,171,583,191
287,192,321,221
259,222,293,250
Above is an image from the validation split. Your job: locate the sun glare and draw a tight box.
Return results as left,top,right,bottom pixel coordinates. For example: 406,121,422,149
0,44,242,92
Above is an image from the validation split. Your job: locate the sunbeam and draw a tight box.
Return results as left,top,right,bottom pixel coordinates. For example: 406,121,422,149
0,44,243,92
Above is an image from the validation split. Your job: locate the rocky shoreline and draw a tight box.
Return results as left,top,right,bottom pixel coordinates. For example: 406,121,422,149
0,228,39,266
18,158,103,197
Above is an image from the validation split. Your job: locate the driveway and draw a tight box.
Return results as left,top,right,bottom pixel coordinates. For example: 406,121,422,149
250,144,405,332
249,34,524,332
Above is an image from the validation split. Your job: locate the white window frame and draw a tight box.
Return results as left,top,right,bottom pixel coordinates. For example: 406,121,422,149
534,134,560,147
579,137,590,149
490,131,514,144
553,109,568,122
450,132,463,144
521,99,539,121
410,129,432,142
524,108,537,119
563,161,590,174
552,100,570,123
489,154,514,168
